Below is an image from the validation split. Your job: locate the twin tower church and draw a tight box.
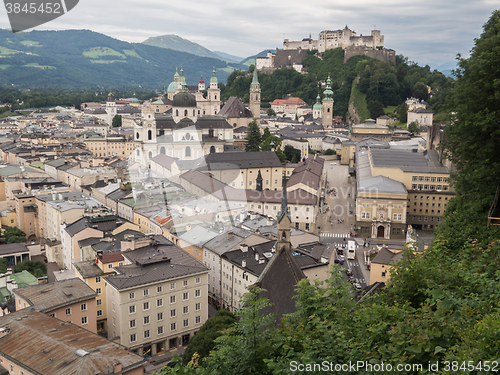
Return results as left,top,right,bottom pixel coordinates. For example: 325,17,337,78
133,67,261,163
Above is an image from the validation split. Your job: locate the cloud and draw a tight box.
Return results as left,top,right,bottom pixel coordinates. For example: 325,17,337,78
0,0,497,67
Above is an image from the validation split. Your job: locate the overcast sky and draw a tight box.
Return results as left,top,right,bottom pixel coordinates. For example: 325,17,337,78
0,1,497,69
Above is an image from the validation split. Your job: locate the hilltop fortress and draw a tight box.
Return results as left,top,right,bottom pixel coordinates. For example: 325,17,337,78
283,26,383,52
257,26,395,73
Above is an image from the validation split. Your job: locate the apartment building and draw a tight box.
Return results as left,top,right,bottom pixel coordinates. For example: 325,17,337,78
13,278,98,333
105,236,209,356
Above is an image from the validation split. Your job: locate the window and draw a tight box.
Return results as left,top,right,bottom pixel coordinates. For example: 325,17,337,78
130,319,136,329
183,292,188,301
183,280,188,287
144,316,150,325
183,319,189,327
183,306,189,314
170,295,176,304
381,271,386,277
195,303,201,311
129,292,135,299
171,322,177,331
144,330,150,339
96,299,102,306
157,298,163,307
96,287,102,295
65,308,71,316
195,289,201,298
157,312,164,321
97,310,103,317
195,277,201,284
81,316,88,325
143,289,149,297
361,212,371,219
171,309,176,318
392,213,402,221
196,316,201,324
129,305,136,314
157,286,163,293
130,333,136,343
108,264,113,269
81,303,87,312
95,276,101,283
170,282,176,290
158,326,164,335
143,301,150,310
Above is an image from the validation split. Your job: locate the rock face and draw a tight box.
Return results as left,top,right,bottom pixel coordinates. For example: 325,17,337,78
348,101,360,126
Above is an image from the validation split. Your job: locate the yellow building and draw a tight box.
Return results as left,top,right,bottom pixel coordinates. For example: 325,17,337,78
350,119,391,142
369,247,403,285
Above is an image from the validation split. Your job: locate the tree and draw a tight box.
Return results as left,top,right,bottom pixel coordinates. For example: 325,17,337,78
407,120,420,135
14,259,46,278
112,114,122,127
0,258,7,274
3,227,26,244
245,120,262,152
412,82,429,101
369,100,385,119
267,108,275,116
397,101,408,123
182,310,237,365
440,10,500,246
323,149,336,155
283,145,302,163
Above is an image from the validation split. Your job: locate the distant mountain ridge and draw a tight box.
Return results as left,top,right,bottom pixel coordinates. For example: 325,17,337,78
142,34,222,60
0,29,246,88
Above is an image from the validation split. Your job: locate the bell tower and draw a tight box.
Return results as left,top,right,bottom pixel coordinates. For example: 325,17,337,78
322,76,334,128
249,68,261,120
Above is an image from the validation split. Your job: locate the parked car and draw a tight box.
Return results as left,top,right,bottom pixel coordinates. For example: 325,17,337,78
354,282,363,290
334,258,344,265
346,269,353,277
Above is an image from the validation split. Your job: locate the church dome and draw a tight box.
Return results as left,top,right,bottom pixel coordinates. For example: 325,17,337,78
167,81,179,93
173,91,197,107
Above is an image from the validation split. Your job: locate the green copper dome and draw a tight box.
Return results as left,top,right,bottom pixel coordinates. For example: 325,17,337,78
210,67,218,84
313,94,323,110
323,76,334,101
167,81,179,93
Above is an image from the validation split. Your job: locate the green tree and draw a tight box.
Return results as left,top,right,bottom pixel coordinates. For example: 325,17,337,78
3,227,27,244
369,100,385,119
182,310,237,365
323,148,336,155
407,120,420,135
267,108,275,116
0,258,7,274
397,101,408,123
412,81,429,101
14,259,46,278
283,145,302,163
112,114,122,127
245,120,262,152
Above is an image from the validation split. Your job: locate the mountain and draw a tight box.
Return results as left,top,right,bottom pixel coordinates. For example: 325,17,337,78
0,29,235,88
142,34,221,60
434,61,458,78
213,51,243,63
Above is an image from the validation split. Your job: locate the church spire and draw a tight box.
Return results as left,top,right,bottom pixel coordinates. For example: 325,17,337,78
252,67,259,85
278,172,289,222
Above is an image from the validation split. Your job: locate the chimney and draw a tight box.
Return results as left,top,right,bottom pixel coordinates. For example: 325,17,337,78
255,253,259,261
240,244,248,253
242,260,246,268
113,362,122,373
227,232,233,240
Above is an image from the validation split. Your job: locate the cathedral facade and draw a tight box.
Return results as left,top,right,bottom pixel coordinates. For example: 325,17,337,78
133,81,233,164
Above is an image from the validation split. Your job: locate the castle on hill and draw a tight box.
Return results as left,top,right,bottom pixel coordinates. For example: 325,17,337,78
256,26,395,73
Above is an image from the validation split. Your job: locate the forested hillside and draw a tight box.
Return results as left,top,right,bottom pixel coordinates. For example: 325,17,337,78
221,48,453,122
158,10,500,375
0,29,236,88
